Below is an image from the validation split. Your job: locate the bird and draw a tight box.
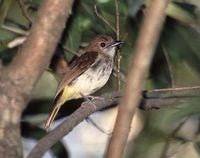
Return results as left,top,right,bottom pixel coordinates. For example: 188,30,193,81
45,35,123,129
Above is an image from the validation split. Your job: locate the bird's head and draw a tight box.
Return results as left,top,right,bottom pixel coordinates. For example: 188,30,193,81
85,35,123,57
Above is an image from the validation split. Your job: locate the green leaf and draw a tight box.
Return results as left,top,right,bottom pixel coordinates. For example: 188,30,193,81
31,71,58,100
62,16,81,61
162,23,200,80
144,1,197,25
0,0,14,25
166,3,196,24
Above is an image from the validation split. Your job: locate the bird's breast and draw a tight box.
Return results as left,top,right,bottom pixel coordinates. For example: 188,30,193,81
71,57,113,98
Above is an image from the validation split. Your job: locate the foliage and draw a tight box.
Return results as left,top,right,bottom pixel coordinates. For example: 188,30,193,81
0,0,200,157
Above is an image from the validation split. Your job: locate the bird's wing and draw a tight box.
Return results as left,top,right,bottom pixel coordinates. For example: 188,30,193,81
54,51,98,100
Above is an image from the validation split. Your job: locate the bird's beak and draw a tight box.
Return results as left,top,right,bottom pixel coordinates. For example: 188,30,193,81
110,41,123,47
106,41,123,48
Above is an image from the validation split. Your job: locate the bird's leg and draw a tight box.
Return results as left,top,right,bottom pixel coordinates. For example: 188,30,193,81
80,93,90,102
80,93,105,103
79,93,97,110
87,96,106,111
80,93,110,134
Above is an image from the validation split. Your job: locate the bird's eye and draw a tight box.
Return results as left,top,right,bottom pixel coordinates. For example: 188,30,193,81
100,42,106,47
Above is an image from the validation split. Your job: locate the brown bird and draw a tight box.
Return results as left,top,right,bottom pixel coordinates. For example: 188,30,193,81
45,35,122,129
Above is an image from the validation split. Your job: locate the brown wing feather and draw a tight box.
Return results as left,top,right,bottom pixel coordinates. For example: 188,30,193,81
54,51,98,99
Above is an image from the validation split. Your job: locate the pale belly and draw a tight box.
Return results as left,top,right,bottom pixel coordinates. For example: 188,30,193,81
70,60,113,98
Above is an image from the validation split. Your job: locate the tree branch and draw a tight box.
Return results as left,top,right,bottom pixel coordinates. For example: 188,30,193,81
4,0,74,96
105,0,170,158
18,0,33,23
27,87,200,158
28,95,119,158
0,0,74,157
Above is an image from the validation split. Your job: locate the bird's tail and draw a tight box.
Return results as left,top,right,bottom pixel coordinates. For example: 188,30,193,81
45,104,61,129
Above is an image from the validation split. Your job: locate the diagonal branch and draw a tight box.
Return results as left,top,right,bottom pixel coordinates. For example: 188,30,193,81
28,95,119,158
0,0,74,157
27,86,200,158
105,0,170,158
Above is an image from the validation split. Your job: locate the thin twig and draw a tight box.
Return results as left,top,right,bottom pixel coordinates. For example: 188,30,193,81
162,44,175,87
190,24,200,35
18,0,33,23
94,5,117,33
114,0,121,90
62,46,80,56
113,65,126,82
143,86,200,99
1,24,29,36
1,24,29,48
160,120,186,158
115,0,120,40
86,117,112,135
149,86,200,93
105,0,170,158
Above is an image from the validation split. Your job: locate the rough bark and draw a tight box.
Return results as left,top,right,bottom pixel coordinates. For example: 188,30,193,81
0,0,74,157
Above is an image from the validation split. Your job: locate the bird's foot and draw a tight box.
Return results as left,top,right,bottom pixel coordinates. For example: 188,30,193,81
87,95,104,101
80,93,105,110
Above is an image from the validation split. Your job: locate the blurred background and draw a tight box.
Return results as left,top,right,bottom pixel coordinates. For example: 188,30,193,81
0,0,200,157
